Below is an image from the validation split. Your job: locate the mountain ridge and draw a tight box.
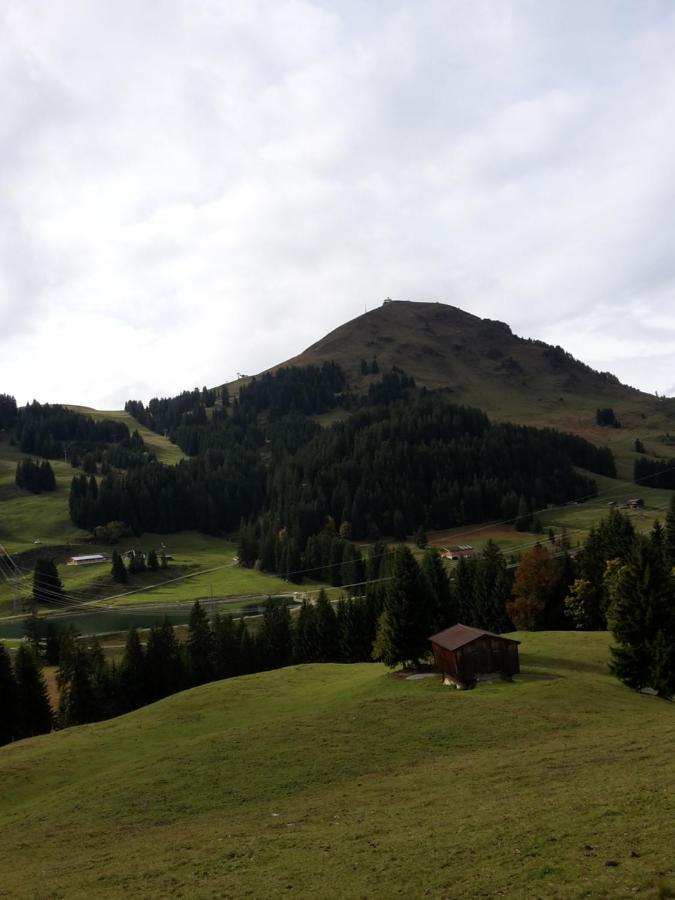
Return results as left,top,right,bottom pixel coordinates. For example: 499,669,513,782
225,299,675,478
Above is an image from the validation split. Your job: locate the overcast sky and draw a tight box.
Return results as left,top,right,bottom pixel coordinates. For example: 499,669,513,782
2,1,675,408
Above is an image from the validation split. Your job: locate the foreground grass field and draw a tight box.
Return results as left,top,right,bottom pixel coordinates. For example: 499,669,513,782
1,632,674,899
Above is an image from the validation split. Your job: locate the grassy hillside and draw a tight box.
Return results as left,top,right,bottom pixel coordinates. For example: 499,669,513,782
261,301,675,479
0,437,89,553
1,632,674,899
0,407,183,555
0,529,322,620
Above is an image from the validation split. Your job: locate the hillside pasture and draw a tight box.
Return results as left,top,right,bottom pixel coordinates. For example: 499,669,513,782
0,632,674,898
0,437,89,553
0,531,324,620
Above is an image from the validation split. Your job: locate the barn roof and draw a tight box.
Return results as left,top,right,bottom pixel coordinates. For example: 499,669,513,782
429,623,520,652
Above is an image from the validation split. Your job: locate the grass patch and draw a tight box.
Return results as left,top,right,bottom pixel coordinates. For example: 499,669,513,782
1,632,674,898
0,531,324,619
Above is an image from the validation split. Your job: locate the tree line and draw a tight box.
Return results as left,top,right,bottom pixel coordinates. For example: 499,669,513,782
69,450,266,535
14,401,130,459
125,385,221,435
634,455,675,490
0,393,18,429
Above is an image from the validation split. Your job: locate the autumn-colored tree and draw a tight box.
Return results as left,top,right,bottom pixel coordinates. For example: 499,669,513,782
507,545,557,630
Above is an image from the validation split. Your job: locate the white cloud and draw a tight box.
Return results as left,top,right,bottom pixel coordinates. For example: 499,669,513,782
2,0,675,405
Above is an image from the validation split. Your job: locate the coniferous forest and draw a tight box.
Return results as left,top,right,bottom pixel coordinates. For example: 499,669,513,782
1,364,619,592
28,364,613,582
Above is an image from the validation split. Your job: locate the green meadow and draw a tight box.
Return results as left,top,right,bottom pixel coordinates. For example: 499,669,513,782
1,632,674,898
0,530,323,619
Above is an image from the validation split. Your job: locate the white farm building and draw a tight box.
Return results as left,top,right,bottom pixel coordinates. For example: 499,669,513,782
66,554,108,566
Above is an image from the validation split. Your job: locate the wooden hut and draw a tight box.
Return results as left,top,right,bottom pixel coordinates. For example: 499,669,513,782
429,624,520,689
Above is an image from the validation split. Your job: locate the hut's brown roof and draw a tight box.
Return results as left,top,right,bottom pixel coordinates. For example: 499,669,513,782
428,623,520,652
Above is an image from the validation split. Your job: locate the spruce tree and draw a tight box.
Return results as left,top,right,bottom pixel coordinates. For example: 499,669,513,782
59,645,98,727
237,618,258,674
665,493,675,569
472,541,511,633
0,642,18,745
13,644,52,738
314,589,340,662
454,556,476,625
293,599,319,663
421,547,456,629
608,534,675,697
145,618,186,701
337,596,373,662
374,545,431,669
186,600,215,685
258,598,292,669
32,558,63,606
119,627,147,710
23,609,43,653
111,550,128,584
212,613,240,677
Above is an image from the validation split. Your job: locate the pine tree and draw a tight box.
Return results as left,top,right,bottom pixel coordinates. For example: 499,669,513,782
258,598,292,669
32,558,63,606
212,613,240,677
23,608,43,653
608,534,675,697
186,601,215,685
111,550,128,584
421,547,456,630
293,599,319,663
0,642,18,745
145,618,186,701
237,618,258,674
314,589,340,661
454,556,476,625
665,493,675,569
374,545,432,669
119,627,147,710
59,644,98,727
13,644,52,738
472,541,511,633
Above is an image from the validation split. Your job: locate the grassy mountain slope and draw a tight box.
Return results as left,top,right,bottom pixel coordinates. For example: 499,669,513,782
0,409,183,554
2,632,674,899
0,436,89,553
268,301,675,478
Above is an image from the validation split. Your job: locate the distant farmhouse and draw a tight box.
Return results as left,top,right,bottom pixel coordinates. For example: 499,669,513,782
66,553,108,567
429,624,520,689
439,544,474,560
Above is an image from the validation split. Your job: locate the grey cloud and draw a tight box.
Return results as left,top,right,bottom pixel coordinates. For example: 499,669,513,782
2,1,675,403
